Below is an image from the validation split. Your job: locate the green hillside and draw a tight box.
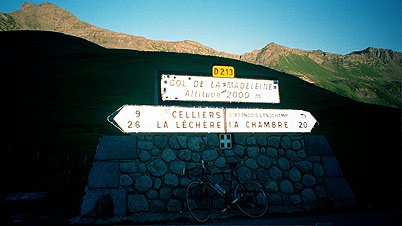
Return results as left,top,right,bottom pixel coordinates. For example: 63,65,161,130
0,31,400,218
0,13,21,30
273,53,401,107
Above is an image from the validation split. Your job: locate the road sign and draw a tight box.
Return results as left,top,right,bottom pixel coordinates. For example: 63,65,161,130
108,105,225,133
212,65,235,78
225,108,317,133
161,74,280,103
108,105,317,133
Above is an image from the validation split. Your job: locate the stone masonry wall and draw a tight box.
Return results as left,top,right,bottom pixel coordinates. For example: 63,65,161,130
75,134,355,224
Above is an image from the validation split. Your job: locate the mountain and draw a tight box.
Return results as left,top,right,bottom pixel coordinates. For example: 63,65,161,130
0,30,400,217
241,43,402,107
2,2,238,58
1,2,401,107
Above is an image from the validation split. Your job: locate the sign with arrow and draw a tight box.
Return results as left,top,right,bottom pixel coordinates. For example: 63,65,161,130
108,105,225,133
225,108,317,133
108,105,318,133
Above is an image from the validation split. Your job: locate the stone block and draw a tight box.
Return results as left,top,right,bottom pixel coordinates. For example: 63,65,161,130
246,146,259,157
322,156,343,177
148,159,168,176
128,195,149,213
167,199,182,212
80,188,126,216
135,175,153,192
324,177,354,201
138,141,153,150
164,173,179,186
95,136,138,160
120,174,133,187
268,136,280,148
203,134,219,148
168,136,181,149
280,135,291,149
246,136,257,145
187,136,204,152
154,135,169,148
202,149,218,162
255,135,268,147
150,200,165,212
161,148,176,162
304,135,332,156
88,161,119,188
233,134,247,145
119,162,137,173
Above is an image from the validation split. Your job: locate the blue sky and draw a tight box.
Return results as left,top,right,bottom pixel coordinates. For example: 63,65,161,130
1,0,401,55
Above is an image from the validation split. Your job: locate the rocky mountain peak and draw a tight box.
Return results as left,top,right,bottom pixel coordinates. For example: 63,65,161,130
16,1,72,18
11,2,85,32
21,2,32,9
349,47,402,73
1,2,400,107
262,42,285,51
21,1,57,11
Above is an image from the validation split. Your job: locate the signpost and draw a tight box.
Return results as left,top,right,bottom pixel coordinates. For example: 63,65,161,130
108,65,319,134
161,74,280,103
108,105,317,133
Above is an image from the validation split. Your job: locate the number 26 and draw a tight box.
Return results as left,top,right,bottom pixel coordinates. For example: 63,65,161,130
128,121,140,128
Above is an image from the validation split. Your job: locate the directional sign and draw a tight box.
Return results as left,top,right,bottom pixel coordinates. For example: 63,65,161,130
161,74,280,104
108,105,317,133
225,108,317,133
108,105,225,133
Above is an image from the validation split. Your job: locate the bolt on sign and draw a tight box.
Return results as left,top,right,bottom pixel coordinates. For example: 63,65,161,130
160,74,280,104
108,105,318,134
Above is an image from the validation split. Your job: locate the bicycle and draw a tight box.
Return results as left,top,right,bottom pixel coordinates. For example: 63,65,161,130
183,160,268,222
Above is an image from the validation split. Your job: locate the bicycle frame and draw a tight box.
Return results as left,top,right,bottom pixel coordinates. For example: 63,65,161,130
184,159,269,222
187,160,241,200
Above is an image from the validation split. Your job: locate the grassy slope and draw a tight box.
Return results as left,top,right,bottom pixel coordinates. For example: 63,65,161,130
276,53,401,108
0,31,400,215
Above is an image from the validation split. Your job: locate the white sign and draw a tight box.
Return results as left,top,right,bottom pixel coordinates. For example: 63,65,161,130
108,105,317,133
161,74,280,104
109,105,225,133
225,108,317,133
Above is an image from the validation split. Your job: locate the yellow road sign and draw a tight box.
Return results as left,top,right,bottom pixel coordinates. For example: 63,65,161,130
212,65,234,78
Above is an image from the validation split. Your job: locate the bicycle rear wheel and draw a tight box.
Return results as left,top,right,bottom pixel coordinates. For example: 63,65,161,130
186,180,211,222
234,180,268,218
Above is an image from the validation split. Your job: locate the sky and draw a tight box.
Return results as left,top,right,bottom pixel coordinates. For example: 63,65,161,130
1,0,401,55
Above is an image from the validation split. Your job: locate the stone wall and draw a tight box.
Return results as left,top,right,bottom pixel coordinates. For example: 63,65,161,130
74,134,355,224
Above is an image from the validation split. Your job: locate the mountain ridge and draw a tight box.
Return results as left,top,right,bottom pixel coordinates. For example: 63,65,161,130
1,1,401,107
1,29,400,215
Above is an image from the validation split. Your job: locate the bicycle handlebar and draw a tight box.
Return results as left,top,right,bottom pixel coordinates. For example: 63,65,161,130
182,159,212,177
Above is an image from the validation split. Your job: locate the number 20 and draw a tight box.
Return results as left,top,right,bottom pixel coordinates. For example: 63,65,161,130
299,122,307,128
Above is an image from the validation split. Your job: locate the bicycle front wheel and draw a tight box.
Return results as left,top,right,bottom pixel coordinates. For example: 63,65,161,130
186,180,211,222
234,180,268,218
